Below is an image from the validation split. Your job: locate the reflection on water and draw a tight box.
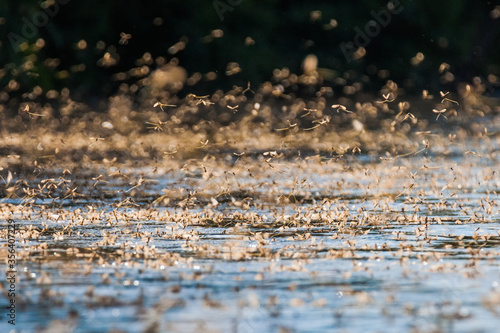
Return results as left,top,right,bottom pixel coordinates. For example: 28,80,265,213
1,149,500,333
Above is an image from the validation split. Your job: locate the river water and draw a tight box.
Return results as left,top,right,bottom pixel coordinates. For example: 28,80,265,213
1,140,500,332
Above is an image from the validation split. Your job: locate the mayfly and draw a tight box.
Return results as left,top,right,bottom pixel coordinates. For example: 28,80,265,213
352,146,361,154
275,120,298,131
440,91,459,105
126,177,146,193
313,116,331,125
400,112,416,122
432,108,447,120
227,105,239,113
92,175,109,187
332,104,352,113
233,152,245,162
187,94,214,106
153,102,176,112
242,82,255,95
197,140,209,149
23,105,45,118
119,32,132,45
376,94,395,103
304,116,330,131
146,119,166,131
422,90,433,99
301,108,319,117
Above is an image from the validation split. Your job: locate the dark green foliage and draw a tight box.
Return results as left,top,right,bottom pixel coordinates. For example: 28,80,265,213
1,0,499,103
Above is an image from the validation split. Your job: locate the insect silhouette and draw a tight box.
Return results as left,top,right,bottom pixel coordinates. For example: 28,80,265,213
23,105,45,118
242,82,255,95
276,120,298,131
301,108,320,117
332,104,353,113
146,119,167,131
376,94,395,103
440,91,459,105
154,102,176,112
432,108,447,120
227,105,239,113
187,94,214,106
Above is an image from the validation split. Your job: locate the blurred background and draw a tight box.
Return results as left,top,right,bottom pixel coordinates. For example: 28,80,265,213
1,0,499,117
